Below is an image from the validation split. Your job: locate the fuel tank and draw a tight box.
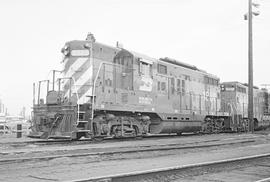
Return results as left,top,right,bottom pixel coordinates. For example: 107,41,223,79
150,120,202,134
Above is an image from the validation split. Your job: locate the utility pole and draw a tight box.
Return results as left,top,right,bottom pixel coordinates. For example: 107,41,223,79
248,0,254,133
245,0,260,132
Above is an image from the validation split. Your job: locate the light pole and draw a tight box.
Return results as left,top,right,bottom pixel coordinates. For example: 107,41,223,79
245,0,260,132
248,0,254,132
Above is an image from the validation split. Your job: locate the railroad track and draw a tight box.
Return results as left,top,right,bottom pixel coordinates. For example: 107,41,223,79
69,153,270,182
0,134,265,162
0,133,263,151
0,138,255,164
0,133,197,146
0,132,251,146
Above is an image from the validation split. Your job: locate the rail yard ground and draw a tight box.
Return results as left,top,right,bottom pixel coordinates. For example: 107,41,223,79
1,131,270,182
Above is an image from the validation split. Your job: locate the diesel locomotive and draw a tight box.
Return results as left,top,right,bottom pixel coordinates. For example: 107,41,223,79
29,33,270,139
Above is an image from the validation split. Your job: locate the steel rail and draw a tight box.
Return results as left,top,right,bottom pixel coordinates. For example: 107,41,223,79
68,153,270,182
255,177,270,182
0,133,261,152
23,131,262,144
0,139,254,164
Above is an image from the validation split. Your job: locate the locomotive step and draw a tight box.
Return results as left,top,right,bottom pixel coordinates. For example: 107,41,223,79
78,111,86,113
76,130,91,133
76,121,89,128
47,135,72,140
77,120,88,123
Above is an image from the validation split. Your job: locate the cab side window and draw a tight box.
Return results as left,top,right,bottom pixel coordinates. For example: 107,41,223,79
139,61,152,77
157,64,167,74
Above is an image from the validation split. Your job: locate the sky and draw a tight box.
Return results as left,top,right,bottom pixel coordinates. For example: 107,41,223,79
0,0,269,116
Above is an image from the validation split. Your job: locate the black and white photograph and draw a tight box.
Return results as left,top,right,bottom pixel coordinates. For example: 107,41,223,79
0,0,270,181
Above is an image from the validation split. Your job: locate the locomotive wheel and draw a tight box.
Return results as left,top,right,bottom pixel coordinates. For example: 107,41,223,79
92,122,98,136
132,125,139,137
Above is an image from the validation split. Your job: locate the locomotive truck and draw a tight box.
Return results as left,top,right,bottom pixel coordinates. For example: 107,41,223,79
29,33,270,139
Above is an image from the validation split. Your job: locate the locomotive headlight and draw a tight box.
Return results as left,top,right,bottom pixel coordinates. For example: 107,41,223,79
84,43,91,49
61,45,70,56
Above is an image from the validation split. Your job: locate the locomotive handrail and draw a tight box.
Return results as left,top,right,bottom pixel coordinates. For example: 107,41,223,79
56,77,80,123
70,77,80,124
227,102,235,125
36,80,50,105
91,61,122,128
